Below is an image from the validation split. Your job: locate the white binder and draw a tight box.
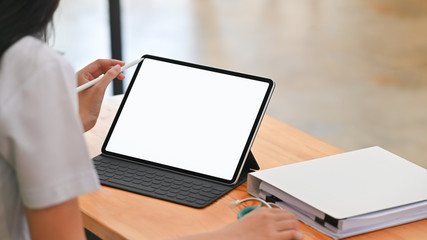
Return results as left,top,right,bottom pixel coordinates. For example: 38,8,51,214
247,146,427,239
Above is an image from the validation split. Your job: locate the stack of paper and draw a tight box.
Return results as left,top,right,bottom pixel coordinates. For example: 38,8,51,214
247,147,427,239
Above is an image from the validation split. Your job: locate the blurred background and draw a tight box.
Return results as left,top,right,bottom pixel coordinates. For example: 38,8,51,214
52,0,427,168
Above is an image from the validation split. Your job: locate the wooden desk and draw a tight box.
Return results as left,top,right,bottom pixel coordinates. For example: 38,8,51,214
80,96,427,240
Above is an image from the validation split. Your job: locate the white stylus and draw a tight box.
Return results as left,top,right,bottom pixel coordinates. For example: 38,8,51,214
76,58,143,92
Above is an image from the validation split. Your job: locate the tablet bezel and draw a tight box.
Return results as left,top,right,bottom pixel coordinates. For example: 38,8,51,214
101,55,275,185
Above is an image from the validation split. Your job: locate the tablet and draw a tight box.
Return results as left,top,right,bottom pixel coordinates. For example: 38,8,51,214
101,55,274,184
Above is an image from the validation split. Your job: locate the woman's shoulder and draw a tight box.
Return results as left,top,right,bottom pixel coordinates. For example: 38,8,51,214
0,36,75,105
4,36,71,71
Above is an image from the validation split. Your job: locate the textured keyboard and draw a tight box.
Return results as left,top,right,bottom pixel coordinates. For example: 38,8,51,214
93,154,244,208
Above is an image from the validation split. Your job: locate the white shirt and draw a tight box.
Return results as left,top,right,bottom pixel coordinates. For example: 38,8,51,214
0,36,100,240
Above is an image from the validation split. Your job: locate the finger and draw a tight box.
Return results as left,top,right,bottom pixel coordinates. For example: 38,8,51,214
246,207,285,219
87,59,125,78
109,59,126,66
277,230,304,240
279,211,297,222
94,58,125,67
276,219,300,231
96,64,121,90
116,72,126,80
97,59,125,74
263,208,297,221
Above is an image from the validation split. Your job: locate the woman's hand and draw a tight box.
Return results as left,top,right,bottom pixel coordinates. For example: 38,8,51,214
176,208,303,240
216,208,303,240
76,59,125,131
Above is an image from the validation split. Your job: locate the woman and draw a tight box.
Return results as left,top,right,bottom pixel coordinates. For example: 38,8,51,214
0,1,302,239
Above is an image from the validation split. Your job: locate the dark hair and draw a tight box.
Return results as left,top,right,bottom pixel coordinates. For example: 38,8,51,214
0,0,60,57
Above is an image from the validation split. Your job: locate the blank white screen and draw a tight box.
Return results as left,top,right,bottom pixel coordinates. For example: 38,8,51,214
105,58,269,181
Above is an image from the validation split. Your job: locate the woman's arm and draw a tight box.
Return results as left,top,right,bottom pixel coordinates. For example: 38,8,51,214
25,198,86,240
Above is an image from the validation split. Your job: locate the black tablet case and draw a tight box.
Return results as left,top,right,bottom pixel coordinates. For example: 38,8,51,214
93,151,259,208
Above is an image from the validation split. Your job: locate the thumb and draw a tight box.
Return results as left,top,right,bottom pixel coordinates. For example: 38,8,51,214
99,64,121,89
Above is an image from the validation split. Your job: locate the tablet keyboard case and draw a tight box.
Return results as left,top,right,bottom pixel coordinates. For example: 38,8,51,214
93,151,259,208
